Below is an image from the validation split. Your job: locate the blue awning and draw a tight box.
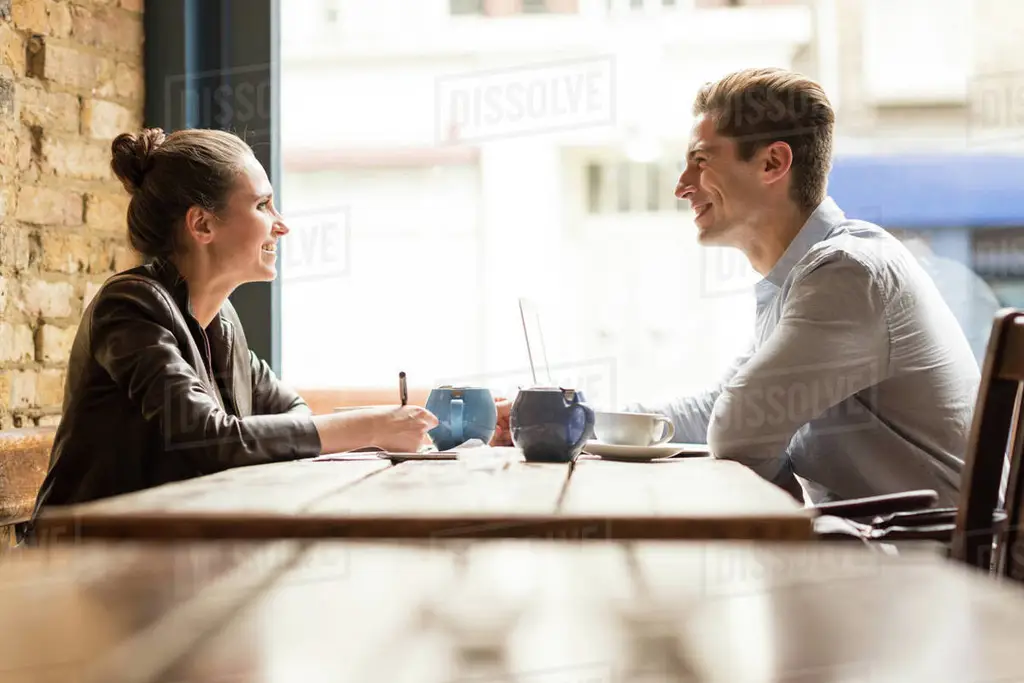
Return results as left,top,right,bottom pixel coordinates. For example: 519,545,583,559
827,155,1024,228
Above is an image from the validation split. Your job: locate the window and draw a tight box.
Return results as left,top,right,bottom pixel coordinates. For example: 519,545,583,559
278,164,484,388
450,0,484,14
694,0,747,6
451,0,578,16
586,163,602,214
318,0,341,25
585,160,685,214
885,227,1011,365
973,228,1024,278
646,164,661,212
861,0,970,105
616,163,632,213
279,0,1015,407
608,0,681,10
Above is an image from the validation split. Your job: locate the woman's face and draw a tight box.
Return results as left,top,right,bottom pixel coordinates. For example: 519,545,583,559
199,153,289,284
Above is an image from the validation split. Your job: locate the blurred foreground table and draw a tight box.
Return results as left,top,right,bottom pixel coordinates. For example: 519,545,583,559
33,447,814,542
3,539,1024,683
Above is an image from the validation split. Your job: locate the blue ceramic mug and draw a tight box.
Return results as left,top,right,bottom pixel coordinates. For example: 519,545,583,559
426,386,497,451
510,387,596,463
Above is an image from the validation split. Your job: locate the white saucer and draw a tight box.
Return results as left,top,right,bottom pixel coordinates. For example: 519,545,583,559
582,441,709,461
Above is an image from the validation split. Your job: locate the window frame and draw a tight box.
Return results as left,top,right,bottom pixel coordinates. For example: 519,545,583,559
144,0,283,374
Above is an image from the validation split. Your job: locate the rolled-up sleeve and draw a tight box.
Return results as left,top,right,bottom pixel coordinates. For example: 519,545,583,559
92,279,322,474
707,255,890,488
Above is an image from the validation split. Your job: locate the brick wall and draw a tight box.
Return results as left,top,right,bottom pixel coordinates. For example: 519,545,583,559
0,0,143,430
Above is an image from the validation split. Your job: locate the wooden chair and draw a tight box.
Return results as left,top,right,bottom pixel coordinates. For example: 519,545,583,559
812,309,1024,582
0,426,55,549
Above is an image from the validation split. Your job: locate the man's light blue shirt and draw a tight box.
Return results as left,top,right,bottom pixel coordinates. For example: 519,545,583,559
631,197,980,505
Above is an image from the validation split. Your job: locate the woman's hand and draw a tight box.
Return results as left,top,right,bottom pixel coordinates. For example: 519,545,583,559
368,406,439,452
312,406,438,454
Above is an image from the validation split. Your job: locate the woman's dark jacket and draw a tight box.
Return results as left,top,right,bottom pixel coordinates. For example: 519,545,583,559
31,258,322,519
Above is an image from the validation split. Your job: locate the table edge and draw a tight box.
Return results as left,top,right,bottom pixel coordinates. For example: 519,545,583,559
32,511,814,542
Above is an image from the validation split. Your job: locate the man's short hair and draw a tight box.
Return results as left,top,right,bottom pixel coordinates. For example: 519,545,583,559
693,67,835,212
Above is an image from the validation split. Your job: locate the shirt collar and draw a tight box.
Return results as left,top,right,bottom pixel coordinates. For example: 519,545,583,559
757,196,846,296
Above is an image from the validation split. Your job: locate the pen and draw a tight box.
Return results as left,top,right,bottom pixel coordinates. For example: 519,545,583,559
399,371,408,406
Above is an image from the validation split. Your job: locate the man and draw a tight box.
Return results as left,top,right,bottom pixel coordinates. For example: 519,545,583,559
497,67,980,506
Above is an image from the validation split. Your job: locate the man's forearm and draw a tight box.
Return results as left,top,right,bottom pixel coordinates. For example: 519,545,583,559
625,390,720,444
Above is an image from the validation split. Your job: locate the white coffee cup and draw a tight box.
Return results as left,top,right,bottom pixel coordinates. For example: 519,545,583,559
593,411,675,447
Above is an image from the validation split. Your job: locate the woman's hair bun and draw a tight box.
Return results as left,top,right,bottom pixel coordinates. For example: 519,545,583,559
110,128,167,195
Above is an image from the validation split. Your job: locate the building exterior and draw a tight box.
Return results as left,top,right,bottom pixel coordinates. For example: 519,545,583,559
278,0,1024,405
823,0,1024,363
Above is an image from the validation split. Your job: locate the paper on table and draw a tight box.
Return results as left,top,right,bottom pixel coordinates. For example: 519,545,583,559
310,440,493,462
309,445,387,462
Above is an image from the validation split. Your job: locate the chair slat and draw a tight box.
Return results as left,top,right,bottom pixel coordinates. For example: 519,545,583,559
998,386,1024,580
996,318,1024,381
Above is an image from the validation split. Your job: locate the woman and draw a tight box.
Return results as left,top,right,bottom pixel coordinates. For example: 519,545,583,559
31,127,437,515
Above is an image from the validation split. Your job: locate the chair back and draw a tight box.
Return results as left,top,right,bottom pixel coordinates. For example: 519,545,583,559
0,426,55,546
953,309,1024,578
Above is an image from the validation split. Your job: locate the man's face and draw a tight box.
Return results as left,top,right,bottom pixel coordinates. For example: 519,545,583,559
675,114,765,247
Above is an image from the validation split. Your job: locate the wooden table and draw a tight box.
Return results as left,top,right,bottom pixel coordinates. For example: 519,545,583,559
4,538,1024,682
32,447,815,543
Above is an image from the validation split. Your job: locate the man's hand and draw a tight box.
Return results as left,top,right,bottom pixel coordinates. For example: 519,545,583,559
490,397,513,446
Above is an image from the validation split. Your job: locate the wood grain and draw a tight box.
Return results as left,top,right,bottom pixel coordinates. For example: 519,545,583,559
561,458,813,540
153,541,1024,683
0,540,303,683
59,460,391,515
34,449,814,542
34,459,391,542
6,540,1024,682
161,542,471,683
306,451,568,517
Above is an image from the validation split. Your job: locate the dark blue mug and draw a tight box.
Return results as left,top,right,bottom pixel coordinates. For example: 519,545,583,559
426,386,497,451
510,387,595,463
